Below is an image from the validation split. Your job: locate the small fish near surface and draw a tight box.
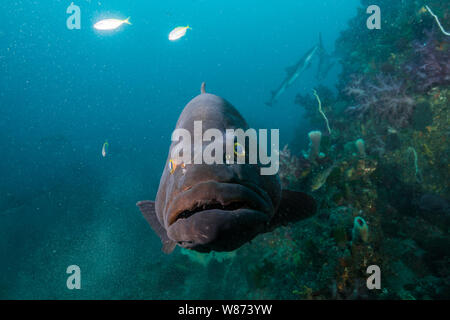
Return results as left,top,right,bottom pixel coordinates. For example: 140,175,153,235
94,17,131,31
137,83,317,253
169,26,191,41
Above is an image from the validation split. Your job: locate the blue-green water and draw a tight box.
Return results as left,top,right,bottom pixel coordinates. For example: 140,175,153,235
0,0,354,298
1,0,448,300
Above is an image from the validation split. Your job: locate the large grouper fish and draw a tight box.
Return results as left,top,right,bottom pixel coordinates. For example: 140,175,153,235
137,83,316,253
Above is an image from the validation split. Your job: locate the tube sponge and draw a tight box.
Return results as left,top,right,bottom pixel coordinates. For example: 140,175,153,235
355,138,366,158
307,130,322,161
352,216,369,243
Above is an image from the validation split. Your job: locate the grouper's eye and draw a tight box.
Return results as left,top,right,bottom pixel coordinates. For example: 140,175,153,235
169,159,185,174
168,159,176,174
234,142,246,157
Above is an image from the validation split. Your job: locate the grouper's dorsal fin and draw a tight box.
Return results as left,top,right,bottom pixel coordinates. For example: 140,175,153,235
201,82,206,94
266,189,317,232
137,200,176,254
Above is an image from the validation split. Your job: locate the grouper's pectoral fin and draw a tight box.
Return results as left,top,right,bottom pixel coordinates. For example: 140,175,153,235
136,200,176,254
266,189,317,231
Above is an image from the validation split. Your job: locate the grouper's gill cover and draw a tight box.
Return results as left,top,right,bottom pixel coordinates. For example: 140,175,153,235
137,83,316,253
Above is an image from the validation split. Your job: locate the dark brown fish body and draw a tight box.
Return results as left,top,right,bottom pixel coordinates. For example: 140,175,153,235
137,83,316,253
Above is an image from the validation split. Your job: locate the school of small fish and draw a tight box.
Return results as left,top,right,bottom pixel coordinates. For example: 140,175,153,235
95,16,191,155
93,16,192,42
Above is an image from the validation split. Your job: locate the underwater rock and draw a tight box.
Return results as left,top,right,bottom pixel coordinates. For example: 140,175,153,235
278,145,311,188
345,159,377,181
418,194,449,215
385,131,401,151
366,135,387,158
332,226,349,248
412,101,433,131
380,61,396,74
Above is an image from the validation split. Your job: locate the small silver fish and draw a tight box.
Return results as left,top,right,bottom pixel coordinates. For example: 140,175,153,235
94,17,131,31
168,26,191,41
102,141,109,157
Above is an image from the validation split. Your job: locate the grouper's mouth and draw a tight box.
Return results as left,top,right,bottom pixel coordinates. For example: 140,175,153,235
167,180,272,227
172,201,249,225
165,180,273,251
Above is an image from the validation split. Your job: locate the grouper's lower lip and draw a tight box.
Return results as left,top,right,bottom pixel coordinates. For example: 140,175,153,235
166,181,272,228
167,208,269,251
